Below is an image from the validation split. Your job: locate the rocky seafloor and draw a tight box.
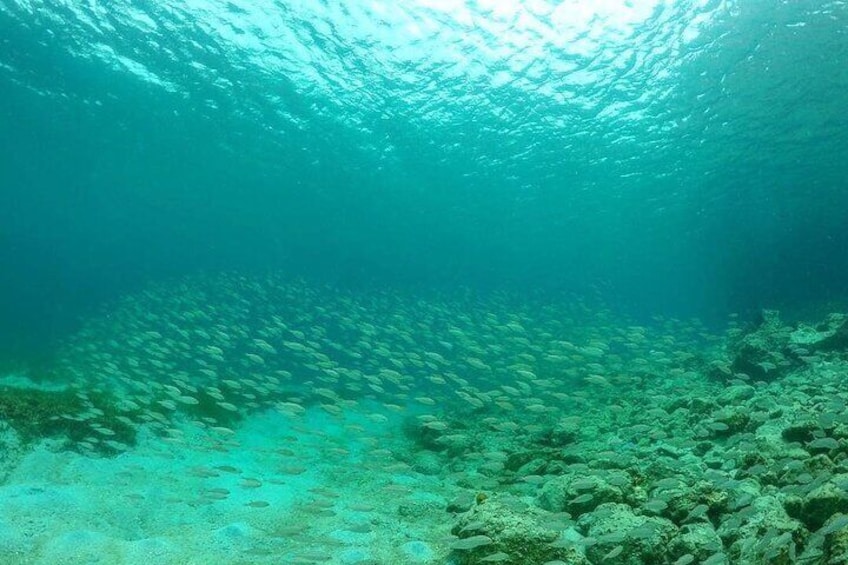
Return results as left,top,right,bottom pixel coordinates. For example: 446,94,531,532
436,310,848,565
1,275,848,564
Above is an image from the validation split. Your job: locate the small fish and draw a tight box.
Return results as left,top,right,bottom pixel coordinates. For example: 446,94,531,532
450,535,494,550
602,545,624,561
188,466,220,478
278,465,307,475
214,465,241,474
201,489,229,500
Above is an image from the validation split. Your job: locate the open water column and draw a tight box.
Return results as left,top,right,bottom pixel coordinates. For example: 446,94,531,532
1,1,847,564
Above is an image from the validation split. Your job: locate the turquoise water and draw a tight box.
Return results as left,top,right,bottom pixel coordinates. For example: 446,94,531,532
1,2,848,564
2,0,847,355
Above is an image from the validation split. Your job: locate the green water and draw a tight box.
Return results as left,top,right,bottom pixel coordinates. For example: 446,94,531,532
1,2,847,348
2,3,848,563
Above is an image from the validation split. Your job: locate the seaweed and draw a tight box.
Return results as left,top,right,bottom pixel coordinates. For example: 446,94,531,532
0,385,137,455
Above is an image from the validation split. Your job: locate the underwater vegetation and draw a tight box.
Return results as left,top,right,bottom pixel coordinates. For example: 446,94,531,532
0,385,136,453
3,273,848,563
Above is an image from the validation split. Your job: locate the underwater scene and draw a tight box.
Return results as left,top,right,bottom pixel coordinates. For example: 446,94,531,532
1,1,848,564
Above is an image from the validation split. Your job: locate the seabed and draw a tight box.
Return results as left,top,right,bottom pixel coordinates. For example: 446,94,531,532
1,275,847,564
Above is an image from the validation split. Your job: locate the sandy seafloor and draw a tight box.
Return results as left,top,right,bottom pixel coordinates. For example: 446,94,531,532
0,374,450,565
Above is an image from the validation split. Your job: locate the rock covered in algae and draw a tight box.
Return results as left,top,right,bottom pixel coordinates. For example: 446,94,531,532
449,496,588,565
537,471,627,516
797,475,848,531
576,502,678,564
789,313,848,352
649,479,732,527
668,522,724,564
725,309,797,382
717,494,805,563
712,309,848,385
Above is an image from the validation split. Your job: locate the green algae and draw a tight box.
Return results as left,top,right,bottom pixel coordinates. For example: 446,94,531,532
0,385,137,454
